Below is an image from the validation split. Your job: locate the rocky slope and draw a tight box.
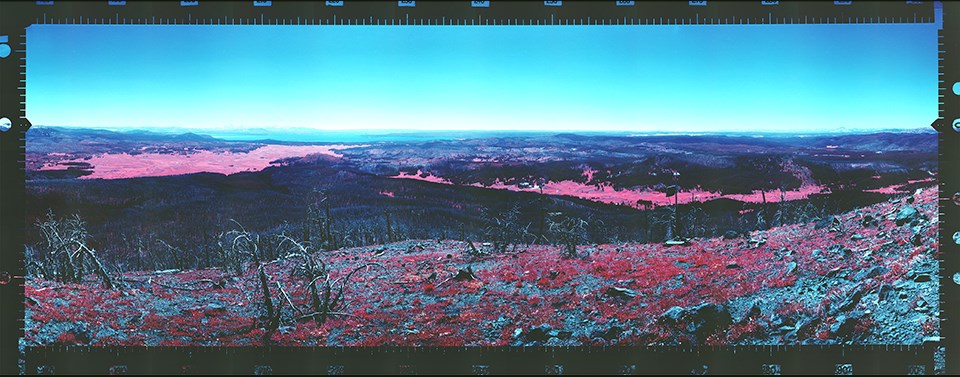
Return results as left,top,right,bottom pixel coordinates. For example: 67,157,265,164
22,186,938,347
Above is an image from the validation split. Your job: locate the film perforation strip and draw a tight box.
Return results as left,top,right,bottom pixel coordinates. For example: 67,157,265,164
0,1,955,374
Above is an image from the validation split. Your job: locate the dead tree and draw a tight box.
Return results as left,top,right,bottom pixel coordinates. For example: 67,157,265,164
33,210,116,289
384,211,394,244
481,203,533,253
277,233,327,325
157,239,186,271
221,220,283,332
546,212,589,259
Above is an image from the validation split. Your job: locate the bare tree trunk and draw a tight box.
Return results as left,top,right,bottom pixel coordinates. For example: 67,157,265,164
257,264,277,330
385,211,393,244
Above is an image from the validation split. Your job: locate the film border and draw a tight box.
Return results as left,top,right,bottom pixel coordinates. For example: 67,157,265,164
0,0,953,374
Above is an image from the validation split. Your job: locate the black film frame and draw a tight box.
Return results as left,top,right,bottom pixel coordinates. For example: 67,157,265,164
0,0,957,374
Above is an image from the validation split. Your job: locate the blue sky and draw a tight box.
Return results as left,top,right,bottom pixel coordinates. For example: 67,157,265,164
26,24,937,133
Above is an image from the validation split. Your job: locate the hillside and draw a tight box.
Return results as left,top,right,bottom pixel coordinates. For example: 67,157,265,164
22,186,938,347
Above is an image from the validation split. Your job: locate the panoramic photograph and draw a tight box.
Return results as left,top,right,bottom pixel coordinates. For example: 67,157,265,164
21,23,938,347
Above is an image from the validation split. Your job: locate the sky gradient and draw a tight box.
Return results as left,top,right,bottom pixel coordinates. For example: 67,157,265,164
26,24,937,133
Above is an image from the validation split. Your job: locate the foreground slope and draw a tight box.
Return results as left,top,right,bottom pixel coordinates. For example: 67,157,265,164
23,187,938,346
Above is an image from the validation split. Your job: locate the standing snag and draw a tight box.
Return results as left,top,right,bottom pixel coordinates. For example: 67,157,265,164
32,210,116,289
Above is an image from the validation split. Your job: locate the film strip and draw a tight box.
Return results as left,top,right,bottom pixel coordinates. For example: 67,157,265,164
0,0,955,374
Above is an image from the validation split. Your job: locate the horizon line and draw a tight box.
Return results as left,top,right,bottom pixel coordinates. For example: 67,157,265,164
32,124,936,136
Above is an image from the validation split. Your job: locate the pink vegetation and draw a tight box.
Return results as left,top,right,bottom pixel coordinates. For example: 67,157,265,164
863,178,935,194
22,187,939,346
392,170,827,208
40,145,361,180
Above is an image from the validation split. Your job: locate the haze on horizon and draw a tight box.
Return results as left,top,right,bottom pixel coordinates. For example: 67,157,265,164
26,24,937,134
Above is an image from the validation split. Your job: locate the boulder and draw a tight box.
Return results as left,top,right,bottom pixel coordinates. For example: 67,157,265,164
829,311,863,339
605,286,637,299
785,262,798,276
853,266,888,282
593,326,624,341
524,324,554,342
895,206,920,226
878,284,895,301
738,301,763,323
685,303,732,342
911,233,924,246
835,285,865,314
659,306,686,324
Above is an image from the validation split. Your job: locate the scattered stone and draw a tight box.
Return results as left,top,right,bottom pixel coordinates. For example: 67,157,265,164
660,306,685,323
593,326,624,341
769,313,784,328
878,284,895,301
829,311,863,339
785,316,816,342
826,267,845,278
605,286,637,299
524,324,553,342
835,285,865,314
60,323,92,345
452,266,477,281
912,233,924,246
853,266,888,282
739,302,762,323
205,303,227,315
895,206,920,226
785,262,798,276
